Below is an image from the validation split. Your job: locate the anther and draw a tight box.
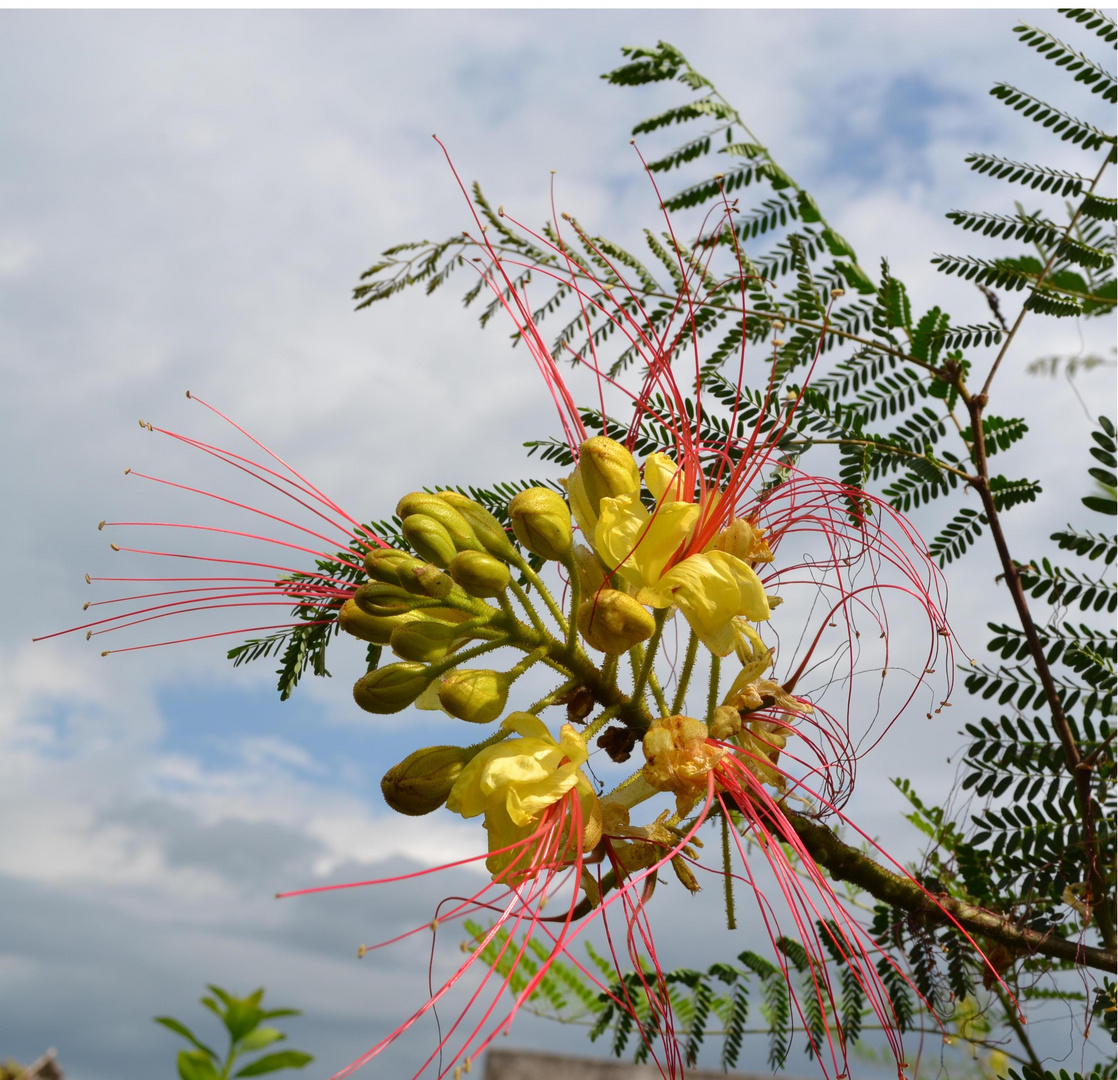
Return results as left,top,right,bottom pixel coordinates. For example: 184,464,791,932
110,543,120,551
86,630,92,640
772,339,784,347
101,650,111,657
497,205,504,217
98,521,105,530
138,419,145,427
124,468,130,475
185,390,192,398
83,602,90,611
830,288,845,298
357,944,367,958
84,574,91,585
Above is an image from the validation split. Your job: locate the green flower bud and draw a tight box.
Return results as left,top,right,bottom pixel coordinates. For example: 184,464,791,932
438,668,511,724
389,616,466,664
577,437,640,511
354,581,419,617
364,548,427,587
353,662,433,714
507,487,573,561
397,492,484,554
447,550,511,598
402,513,458,567
437,491,517,561
577,590,656,655
380,744,477,816
339,598,423,645
404,562,456,600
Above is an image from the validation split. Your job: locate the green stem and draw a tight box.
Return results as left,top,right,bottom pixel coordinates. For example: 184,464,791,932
563,552,581,652
583,704,621,742
671,631,700,715
705,654,721,724
721,811,737,930
512,555,570,634
632,609,668,709
508,579,548,636
527,678,577,716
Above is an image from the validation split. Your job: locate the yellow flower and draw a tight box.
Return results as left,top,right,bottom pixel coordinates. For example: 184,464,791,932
591,454,770,656
446,712,599,880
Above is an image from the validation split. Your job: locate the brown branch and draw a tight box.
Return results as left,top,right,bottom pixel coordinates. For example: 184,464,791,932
786,810,1117,973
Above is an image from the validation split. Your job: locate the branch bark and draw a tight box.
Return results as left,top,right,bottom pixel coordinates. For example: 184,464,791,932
786,810,1116,974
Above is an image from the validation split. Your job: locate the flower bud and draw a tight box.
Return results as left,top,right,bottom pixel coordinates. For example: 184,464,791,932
437,491,517,561
403,562,456,600
576,590,656,655
339,598,422,645
353,662,433,714
507,487,572,561
354,581,419,617
390,616,466,663
448,550,511,598
402,513,458,567
364,548,427,587
381,744,476,816
578,437,640,510
438,668,511,724
397,492,484,554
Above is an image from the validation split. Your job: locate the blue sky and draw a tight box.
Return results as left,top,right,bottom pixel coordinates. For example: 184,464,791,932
2,9,1114,1080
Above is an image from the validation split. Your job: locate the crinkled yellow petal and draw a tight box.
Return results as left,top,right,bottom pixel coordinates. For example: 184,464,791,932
595,493,700,590
659,551,771,656
644,452,686,504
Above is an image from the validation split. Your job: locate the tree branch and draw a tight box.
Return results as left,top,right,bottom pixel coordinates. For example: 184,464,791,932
786,810,1117,973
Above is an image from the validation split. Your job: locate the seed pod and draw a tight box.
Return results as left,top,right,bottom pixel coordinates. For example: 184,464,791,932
576,590,656,655
339,598,423,645
438,668,510,724
448,550,511,598
381,744,477,816
507,487,572,561
397,492,484,554
437,491,517,561
354,581,419,618
389,617,466,663
353,662,433,714
401,513,457,567
364,548,427,587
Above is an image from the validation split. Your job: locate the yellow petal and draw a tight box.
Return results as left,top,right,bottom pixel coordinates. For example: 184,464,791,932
659,551,771,656
595,493,699,589
644,452,686,504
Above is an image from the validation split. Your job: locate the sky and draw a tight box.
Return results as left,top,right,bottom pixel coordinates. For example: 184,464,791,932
1,9,1115,1080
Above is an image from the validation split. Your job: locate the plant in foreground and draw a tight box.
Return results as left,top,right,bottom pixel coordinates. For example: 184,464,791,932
155,985,312,1080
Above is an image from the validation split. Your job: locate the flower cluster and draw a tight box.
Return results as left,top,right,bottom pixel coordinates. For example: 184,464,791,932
40,160,985,1080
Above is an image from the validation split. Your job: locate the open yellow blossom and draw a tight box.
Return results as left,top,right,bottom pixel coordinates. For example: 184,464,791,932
446,712,600,880
591,456,770,656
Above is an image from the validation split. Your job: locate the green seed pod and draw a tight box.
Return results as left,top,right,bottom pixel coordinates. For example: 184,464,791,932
507,487,573,561
353,662,433,714
354,581,419,618
402,514,458,567
364,548,427,588
447,550,511,598
338,598,424,645
397,492,484,554
437,491,517,561
389,617,465,663
438,668,511,724
380,744,477,816
577,590,656,655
